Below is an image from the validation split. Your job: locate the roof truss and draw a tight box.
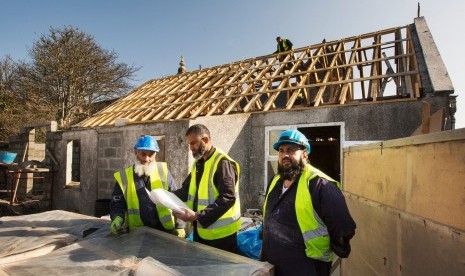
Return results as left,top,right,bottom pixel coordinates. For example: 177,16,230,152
80,25,421,127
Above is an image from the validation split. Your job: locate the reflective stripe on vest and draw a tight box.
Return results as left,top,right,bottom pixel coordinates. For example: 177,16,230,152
114,162,175,230
187,149,241,240
263,164,340,262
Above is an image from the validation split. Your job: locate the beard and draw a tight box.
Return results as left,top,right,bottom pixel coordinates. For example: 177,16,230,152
192,141,206,160
134,160,156,177
278,157,306,181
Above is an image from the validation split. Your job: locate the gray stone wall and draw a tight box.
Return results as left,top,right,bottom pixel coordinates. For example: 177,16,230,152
95,121,189,200
47,129,98,215
97,132,123,199
46,121,189,216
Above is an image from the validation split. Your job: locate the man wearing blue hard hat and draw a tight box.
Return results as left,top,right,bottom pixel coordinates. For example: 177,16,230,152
109,135,185,237
260,129,356,276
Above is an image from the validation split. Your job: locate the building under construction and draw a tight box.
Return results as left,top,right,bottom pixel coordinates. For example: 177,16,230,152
1,16,464,275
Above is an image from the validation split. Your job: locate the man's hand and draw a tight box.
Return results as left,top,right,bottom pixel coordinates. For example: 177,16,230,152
110,216,126,235
171,228,186,238
173,208,197,222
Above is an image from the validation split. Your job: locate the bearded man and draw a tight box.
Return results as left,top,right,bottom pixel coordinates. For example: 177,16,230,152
260,129,356,276
109,135,185,237
173,124,241,253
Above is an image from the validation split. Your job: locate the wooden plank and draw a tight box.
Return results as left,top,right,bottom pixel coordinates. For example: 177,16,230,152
207,60,260,116
313,43,344,106
421,101,431,134
339,39,360,104
395,29,413,97
223,58,277,114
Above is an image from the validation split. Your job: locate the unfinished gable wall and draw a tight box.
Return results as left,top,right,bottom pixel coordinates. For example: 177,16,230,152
95,121,189,200
342,129,465,275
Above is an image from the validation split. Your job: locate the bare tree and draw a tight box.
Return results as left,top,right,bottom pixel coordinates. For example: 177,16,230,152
0,55,56,141
0,55,16,105
18,26,139,127
0,56,21,140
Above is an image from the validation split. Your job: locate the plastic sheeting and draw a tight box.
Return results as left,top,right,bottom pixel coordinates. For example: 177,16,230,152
0,210,273,275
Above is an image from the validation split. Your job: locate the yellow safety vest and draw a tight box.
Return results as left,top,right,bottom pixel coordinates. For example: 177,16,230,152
114,162,175,231
187,149,241,240
264,164,341,262
277,39,291,52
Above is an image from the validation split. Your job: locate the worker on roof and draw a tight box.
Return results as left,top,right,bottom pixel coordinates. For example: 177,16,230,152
274,36,295,72
109,135,185,237
173,124,241,253
260,129,356,276
274,36,293,54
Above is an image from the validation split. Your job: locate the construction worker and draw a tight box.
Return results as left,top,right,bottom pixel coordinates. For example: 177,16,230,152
109,135,185,237
261,129,356,276
173,124,241,253
274,36,293,54
275,36,295,72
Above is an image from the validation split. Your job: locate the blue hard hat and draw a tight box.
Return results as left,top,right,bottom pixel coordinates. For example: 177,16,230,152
134,135,159,152
273,129,311,154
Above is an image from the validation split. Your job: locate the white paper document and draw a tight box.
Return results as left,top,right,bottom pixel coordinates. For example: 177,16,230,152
146,188,190,214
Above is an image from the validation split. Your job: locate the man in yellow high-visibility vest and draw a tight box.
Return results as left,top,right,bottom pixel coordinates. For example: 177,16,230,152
274,36,295,72
261,129,356,276
173,124,241,253
275,36,293,54
109,135,185,237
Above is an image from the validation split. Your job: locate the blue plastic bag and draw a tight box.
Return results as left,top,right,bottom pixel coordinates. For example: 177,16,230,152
186,232,194,241
237,225,262,260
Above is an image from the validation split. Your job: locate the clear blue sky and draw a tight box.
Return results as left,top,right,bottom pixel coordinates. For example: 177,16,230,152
1,0,464,128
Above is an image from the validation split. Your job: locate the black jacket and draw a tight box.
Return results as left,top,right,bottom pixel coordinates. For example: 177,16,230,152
173,147,239,253
261,174,356,276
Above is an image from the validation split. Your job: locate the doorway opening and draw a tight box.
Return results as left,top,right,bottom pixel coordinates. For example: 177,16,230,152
298,126,341,181
264,123,343,192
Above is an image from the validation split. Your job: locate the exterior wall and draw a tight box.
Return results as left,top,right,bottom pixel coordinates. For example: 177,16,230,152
48,121,189,216
342,128,465,275
190,113,251,211
247,96,450,208
412,17,454,95
95,121,189,200
47,129,98,215
411,16,455,130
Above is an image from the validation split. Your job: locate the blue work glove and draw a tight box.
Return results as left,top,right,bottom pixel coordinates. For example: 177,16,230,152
110,216,126,235
171,228,186,238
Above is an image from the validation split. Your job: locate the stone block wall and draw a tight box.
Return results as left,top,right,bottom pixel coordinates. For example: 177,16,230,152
97,133,123,199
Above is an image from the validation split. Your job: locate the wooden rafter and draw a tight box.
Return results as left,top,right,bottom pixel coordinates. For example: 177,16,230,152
79,24,422,128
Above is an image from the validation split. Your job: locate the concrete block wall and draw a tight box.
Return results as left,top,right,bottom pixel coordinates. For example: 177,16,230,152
97,132,124,199
48,129,98,215
342,128,465,275
94,121,188,201
6,125,51,198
